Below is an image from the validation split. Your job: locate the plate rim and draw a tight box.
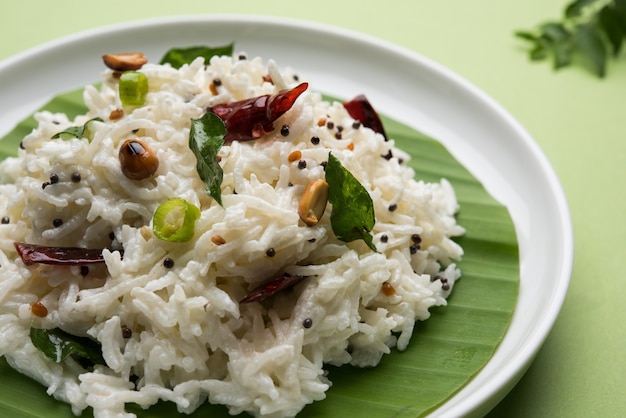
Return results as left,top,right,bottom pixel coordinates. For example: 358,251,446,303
0,14,574,417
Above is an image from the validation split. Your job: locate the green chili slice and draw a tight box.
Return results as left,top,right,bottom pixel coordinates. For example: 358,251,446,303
152,198,201,242
119,71,148,107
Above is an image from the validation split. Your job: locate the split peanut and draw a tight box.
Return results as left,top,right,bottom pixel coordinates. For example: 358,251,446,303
298,179,329,226
102,53,148,71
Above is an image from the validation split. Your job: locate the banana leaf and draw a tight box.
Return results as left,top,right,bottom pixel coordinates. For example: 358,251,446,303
0,87,519,417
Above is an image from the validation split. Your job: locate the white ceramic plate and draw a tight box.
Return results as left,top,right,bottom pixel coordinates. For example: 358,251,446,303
0,15,573,417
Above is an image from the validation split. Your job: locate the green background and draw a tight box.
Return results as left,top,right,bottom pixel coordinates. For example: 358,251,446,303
1,1,624,416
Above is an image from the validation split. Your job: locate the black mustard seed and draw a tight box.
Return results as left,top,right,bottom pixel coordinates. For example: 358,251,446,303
122,327,132,339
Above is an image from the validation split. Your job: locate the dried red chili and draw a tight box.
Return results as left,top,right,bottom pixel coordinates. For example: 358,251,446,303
208,82,308,142
240,273,308,304
14,242,112,266
342,95,388,141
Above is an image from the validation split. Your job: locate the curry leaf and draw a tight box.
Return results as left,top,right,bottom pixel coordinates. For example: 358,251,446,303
540,22,571,41
575,23,608,77
189,112,226,206
325,153,376,252
539,22,575,68
599,4,624,55
50,117,102,141
616,0,626,18
530,43,550,60
565,0,599,17
160,44,234,69
30,327,104,366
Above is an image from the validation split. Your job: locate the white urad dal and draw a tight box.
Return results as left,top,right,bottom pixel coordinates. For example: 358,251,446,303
0,54,464,417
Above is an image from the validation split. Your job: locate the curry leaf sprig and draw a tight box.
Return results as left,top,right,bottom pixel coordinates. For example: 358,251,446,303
516,0,626,77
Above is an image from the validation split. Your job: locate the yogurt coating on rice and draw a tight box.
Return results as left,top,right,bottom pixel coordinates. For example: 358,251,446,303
0,52,464,417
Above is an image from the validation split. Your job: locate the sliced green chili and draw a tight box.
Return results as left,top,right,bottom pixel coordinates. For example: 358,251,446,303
119,71,148,107
152,198,201,242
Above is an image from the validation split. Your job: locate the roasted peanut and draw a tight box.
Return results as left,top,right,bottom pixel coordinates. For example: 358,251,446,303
298,179,329,226
119,139,159,180
102,53,148,71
